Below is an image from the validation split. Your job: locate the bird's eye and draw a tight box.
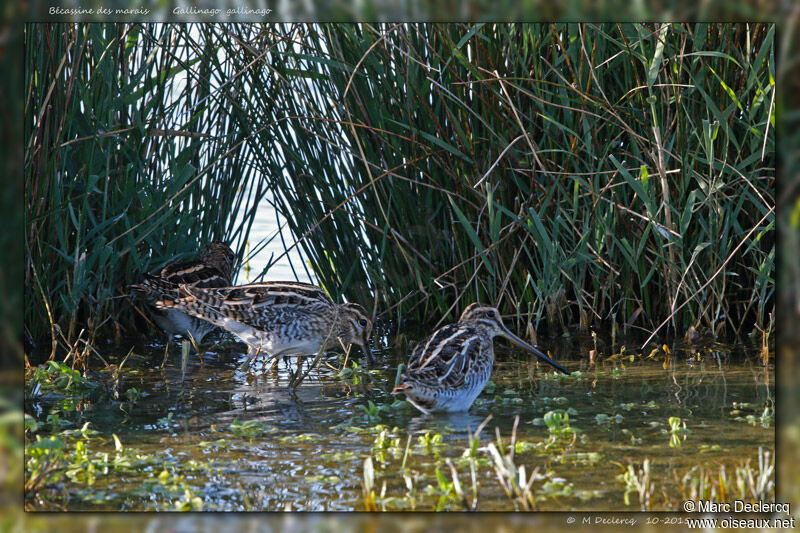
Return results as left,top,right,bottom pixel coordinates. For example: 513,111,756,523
359,318,368,326
487,310,496,318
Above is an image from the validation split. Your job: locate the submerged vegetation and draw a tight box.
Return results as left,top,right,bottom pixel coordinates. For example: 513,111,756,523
25,23,774,349
22,335,775,511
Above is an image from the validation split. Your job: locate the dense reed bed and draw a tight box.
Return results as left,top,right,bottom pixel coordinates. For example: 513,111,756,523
223,23,774,339
25,23,774,348
24,24,271,347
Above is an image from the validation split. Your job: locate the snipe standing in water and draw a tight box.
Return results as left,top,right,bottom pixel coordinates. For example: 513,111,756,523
131,241,236,343
393,303,570,414
154,281,373,371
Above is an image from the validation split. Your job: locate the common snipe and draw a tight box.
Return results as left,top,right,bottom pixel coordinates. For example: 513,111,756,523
393,303,570,413
131,241,235,343
154,281,373,370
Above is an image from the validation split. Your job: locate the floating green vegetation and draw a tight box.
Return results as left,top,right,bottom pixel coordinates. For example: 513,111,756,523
334,359,379,386
543,370,584,381
372,429,403,464
621,428,644,445
26,423,158,510
564,452,603,465
197,439,234,451
320,450,357,463
620,400,659,411
336,423,402,437
28,361,98,396
667,416,690,448
357,413,611,511
530,409,581,452
698,444,724,453
595,413,624,425
730,401,775,428
149,469,204,511
534,396,569,407
497,389,524,405
228,420,279,441
21,325,774,512
415,431,445,454
357,400,406,422
277,433,323,444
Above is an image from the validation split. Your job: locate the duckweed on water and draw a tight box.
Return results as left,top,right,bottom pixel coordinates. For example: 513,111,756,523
563,452,603,465
197,438,233,450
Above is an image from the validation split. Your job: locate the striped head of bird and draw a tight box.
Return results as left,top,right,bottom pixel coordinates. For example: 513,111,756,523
459,303,570,375
200,241,236,280
334,302,374,365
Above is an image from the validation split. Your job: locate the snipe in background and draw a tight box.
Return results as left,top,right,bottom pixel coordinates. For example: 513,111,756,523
155,281,373,371
131,241,236,344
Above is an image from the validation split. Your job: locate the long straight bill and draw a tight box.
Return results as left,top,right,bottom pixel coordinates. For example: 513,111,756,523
362,343,374,366
502,328,570,375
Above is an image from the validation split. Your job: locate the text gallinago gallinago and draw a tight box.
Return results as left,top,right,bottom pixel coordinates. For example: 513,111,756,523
154,281,373,371
392,303,570,413
131,241,235,343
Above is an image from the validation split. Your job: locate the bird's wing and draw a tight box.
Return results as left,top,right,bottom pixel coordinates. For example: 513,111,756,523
404,324,484,388
159,258,230,287
175,282,333,329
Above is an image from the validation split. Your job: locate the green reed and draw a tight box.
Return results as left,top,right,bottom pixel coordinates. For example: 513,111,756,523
217,23,774,338
25,23,775,347
24,24,271,347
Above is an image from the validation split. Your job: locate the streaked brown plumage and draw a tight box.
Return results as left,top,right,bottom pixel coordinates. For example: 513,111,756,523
131,241,235,342
393,303,570,413
154,281,373,370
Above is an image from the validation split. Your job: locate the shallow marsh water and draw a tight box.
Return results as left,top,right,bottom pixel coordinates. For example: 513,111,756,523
24,331,774,512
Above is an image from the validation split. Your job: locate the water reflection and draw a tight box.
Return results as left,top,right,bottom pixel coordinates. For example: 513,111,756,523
25,333,775,511
406,411,487,436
